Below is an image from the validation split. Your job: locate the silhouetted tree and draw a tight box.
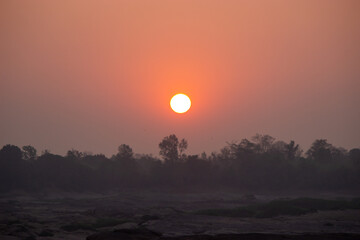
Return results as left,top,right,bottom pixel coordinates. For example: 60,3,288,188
116,144,134,160
349,148,360,165
81,154,109,169
35,152,95,191
229,139,257,158
22,145,37,161
0,134,358,193
159,134,187,163
285,140,302,160
252,134,275,153
41,149,51,156
306,139,333,162
179,138,188,160
0,145,27,191
0,144,23,161
108,144,138,187
66,149,84,160
200,152,207,161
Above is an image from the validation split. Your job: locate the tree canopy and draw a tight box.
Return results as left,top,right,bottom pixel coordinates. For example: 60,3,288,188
0,135,359,192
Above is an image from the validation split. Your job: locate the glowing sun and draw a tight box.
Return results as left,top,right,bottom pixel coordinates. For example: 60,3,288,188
170,93,191,114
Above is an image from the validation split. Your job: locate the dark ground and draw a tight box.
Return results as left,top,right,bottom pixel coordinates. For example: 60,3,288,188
1,190,360,240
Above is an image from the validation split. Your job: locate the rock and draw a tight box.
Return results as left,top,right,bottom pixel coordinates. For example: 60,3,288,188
3,224,37,239
11,224,29,233
324,222,334,227
141,215,160,222
147,207,180,217
0,236,19,240
112,222,139,230
38,229,54,236
241,194,256,203
86,228,161,240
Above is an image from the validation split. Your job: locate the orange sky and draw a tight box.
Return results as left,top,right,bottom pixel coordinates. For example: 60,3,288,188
1,0,359,156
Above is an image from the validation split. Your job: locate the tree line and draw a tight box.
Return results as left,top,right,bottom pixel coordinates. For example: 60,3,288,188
0,134,359,192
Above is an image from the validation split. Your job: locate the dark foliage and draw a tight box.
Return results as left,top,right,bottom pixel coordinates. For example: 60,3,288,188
0,135,359,192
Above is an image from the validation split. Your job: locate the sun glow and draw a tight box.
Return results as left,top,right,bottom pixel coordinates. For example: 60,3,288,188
170,94,191,114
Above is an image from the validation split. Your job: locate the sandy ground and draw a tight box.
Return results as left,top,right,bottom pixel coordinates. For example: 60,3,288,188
0,191,360,239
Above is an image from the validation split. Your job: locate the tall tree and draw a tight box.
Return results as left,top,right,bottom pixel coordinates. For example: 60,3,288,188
159,134,187,163
306,139,332,162
0,144,22,161
66,149,84,161
22,145,37,161
116,144,134,160
285,140,302,160
252,134,275,153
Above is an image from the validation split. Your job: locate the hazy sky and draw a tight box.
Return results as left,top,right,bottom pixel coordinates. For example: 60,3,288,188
1,0,359,156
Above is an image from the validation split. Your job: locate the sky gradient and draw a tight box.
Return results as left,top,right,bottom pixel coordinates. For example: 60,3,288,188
1,0,359,156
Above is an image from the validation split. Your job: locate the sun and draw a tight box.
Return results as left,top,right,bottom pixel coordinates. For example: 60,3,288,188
170,93,191,114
